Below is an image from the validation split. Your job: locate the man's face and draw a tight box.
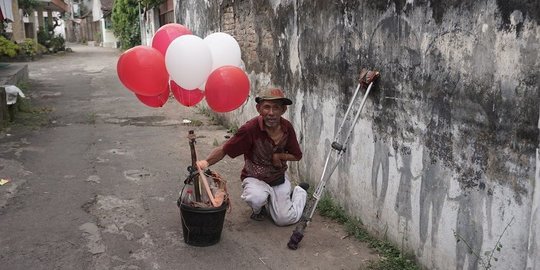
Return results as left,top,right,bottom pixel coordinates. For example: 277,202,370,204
257,100,287,128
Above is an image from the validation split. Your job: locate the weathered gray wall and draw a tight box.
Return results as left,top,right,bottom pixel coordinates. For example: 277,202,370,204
175,1,539,269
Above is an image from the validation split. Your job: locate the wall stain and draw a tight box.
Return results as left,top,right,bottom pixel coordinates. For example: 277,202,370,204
449,182,494,270
299,96,324,184
297,2,360,96
455,24,537,203
364,0,407,14
371,136,390,216
419,146,449,253
528,207,539,267
496,0,540,29
368,14,421,146
394,146,417,234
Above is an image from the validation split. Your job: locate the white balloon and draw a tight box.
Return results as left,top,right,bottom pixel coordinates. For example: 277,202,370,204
203,32,241,71
165,35,212,90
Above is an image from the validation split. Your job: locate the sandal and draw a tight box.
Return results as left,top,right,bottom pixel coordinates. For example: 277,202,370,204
250,206,267,221
250,212,265,221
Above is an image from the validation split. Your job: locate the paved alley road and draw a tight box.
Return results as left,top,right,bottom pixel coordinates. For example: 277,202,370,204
0,44,377,270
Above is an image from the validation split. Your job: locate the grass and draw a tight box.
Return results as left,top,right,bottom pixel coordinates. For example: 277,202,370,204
197,106,218,124
87,112,97,125
197,105,239,133
227,124,239,134
317,195,419,270
0,81,54,132
189,119,203,126
1,95,51,131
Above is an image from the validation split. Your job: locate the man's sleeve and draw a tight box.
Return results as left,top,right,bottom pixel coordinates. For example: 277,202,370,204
222,124,252,158
286,126,302,160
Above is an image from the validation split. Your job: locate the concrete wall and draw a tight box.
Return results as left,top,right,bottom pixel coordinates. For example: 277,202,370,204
101,20,117,48
10,0,25,42
175,1,540,269
140,8,161,46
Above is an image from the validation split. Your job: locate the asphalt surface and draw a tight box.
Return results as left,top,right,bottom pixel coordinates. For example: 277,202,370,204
0,44,377,270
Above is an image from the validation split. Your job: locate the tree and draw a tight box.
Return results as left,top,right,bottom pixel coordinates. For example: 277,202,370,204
111,0,140,50
18,0,40,16
111,0,165,50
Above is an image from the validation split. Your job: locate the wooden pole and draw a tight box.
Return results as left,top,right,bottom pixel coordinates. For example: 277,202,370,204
188,130,202,202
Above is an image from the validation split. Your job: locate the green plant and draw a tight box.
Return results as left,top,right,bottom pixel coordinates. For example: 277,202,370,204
87,113,97,125
197,106,212,117
317,195,419,270
37,43,47,54
37,23,64,53
37,26,51,48
108,0,161,48
0,81,51,131
7,99,52,129
18,38,39,57
16,81,30,91
111,0,141,50
49,34,65,52
94,31,102,44
227,124,239,134
190,119,203,126
0,36,19,57
18,0,40,16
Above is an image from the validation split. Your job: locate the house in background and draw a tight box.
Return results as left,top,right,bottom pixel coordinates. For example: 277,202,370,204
0,0,68,42
64,0,116,48
92,0,116,47
140,0,175,46
65,0,93,43
62,0,174,48
2,0,173,49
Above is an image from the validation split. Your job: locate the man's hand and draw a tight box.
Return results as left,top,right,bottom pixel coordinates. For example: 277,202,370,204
272,153,283,168
196,160,209,170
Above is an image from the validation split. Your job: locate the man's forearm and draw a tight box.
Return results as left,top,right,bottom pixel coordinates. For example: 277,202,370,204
206,145,226,166
275,153,300,162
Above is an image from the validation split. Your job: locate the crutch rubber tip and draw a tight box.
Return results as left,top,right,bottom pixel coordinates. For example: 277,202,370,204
287,231,304,250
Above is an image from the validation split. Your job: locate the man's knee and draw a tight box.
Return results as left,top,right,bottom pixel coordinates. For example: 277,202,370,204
242,188,268,207
273,214,299,226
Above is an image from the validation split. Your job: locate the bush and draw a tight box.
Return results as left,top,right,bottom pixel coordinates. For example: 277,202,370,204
37,26,50,47
37,26,65,53
18,38,39,57
49,34,65,52
112,0,141,50
0,36,19,57
37,43,47,54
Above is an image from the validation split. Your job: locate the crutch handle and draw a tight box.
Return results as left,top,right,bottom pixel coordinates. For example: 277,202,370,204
359,68,380,89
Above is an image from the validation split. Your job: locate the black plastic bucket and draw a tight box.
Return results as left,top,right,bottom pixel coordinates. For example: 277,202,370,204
177,200,227,247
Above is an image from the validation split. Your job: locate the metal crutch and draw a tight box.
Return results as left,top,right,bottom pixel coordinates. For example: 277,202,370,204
287,69,380,250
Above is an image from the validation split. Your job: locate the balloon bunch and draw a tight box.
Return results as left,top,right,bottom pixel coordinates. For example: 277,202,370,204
117,23,250,112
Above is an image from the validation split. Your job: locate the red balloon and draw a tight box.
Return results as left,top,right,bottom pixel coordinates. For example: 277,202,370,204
205,66,250,112
152,23,192,56
117,46,169,96
135,89,169,108
170,80,204,107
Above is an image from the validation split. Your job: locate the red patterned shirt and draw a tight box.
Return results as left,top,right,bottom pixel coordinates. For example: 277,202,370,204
223,116,302,185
